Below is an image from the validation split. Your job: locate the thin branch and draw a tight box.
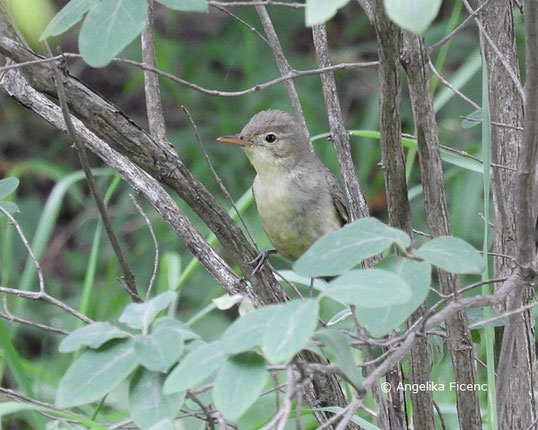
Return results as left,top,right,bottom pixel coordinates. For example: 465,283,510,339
461,0,525,101
181,105,258,249
129,195,159,300
211,4,269,45
469,301,538,330
141,0,167,142
428,0,493,52
0,204,44,293
0,54,62,72
208,1,305,7
312,23,370,220
0,286,92,324
46,44,141,303
428,60,480,110
0,312,69,335
187,391,216,430
255,5,309,138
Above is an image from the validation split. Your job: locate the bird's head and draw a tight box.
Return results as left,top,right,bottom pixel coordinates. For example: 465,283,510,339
217,110,311,174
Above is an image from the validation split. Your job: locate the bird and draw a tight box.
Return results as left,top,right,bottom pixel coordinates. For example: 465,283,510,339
217,109,348,272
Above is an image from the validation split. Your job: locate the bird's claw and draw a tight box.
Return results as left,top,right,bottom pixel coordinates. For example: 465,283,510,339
248,250,277,274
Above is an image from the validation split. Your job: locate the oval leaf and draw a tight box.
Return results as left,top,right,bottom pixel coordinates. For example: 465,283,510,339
221,306,274,354
163,341,225,394
294,217,411,277
315,329,362,388
0,177,19,199
79,0,147,67
384,0,442,34
134,326,184,373
213,352,267,422
356,257,431,337
40,0,98,40
415,236,484,274
322,269,412,308
156,0,208,12
305,0,351,27
262,299,319,364
129,369,184,430
119,291,177,331
0,201,20,217
59,322,130,353
56,339,138,408
152,317,199,341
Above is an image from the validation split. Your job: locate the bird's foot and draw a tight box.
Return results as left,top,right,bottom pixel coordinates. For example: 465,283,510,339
248,249,277,274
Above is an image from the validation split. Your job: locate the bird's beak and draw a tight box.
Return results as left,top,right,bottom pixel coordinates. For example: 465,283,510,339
217,134,251,146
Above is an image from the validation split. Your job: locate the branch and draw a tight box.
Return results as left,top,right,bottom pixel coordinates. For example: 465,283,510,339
0,26,286,305
311,24,370,221
401,31,481,429
47,44,141,303
0,65,248,301
255,5,309,139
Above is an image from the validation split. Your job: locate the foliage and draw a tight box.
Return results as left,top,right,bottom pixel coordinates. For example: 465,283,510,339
46,220,483,426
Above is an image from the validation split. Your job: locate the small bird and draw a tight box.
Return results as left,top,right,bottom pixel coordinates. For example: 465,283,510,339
217,110,348,269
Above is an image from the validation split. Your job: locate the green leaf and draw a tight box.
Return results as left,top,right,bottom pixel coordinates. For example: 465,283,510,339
119,291,177,332
156,0,208,12
322,269,412,308
213,352,267,422
305,0,351,26
462,108,483,129
59,322,130,353
315,329,362,387
0,177,19,199
415,236,484,274
40,0,98,40
134,325,184,373
79,0,147,67
148,421,175,430
221,306,274,354
356,257,431,337
262,299,319,364
294,217,410,277
56,339,138,408
152,317,199,341
163,341,225,394
129,369,184,430
0,201,20,217
383,0,442,34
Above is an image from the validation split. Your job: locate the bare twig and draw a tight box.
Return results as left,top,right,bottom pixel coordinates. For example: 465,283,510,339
208,1,305,7
0,285,91,324
46,44,141,303
181,106,258,249
211,4,269,45
129,195,159,300
428,0,493,52
0,205,44,293
312,24,370,221
187,391,216,430
141,0,167,142
469,301,538,330
255,5,308,138
428,60,480,110
461,0,525,101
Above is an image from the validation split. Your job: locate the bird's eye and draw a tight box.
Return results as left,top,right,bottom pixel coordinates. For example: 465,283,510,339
265,133,277,143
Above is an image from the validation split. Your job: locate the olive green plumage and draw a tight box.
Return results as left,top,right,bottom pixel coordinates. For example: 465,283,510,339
219,110,348,261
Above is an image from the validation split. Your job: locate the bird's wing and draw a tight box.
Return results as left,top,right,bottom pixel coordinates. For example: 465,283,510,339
325,169,349,224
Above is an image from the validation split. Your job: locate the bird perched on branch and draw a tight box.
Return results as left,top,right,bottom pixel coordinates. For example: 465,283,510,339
217,110,348,270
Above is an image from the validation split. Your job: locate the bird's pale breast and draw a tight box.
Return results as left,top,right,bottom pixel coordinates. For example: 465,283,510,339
253,170,342,261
